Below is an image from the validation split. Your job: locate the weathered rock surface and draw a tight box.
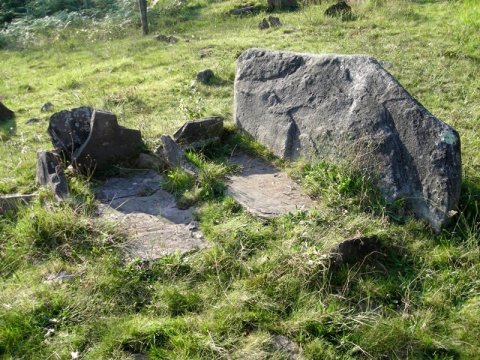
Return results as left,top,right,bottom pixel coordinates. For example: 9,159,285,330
173,116,223,149
330,236,380,265
0,101,14,121
268,16,282,27
154,34,178,43
73,110,143,171
36,150,69,201
48,107,93,158
196,69,214,84
229,5,260,15
156,135,199,175
234,49,461,231
271,335,303,359
227,152,313,218
0,194,37,214
96,171,207,261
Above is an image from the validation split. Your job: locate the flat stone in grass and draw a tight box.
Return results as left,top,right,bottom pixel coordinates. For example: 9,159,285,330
227,152,314,218
96,171,206,261
0,194,37,214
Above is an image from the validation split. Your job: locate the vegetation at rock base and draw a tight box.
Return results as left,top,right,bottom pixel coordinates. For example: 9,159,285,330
1,0,479,358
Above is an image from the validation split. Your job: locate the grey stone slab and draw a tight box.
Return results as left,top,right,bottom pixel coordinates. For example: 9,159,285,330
234,49,461,231
96,171,207,261
173,116,223,149
227,153,314,218
156,135,199,175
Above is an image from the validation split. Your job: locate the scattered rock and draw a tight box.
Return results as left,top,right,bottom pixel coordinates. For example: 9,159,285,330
173,116,224,149
267,0,297,10
25,118,41,125
324,0,352,18
44,271,75,284
48,106,93,159
41,102,54,112
96,171,207,261
136,153,165,170
234,49,461,231
268,16,282,27
196,69,214,84
0,194,37,214
259,18,270,30
229,5,260,15
330,236,380,265
271,335,303,359
73,110,144,171
199,48,213,58
227,152,313,218
0,101,14,121
156,135,199,175
154,34,179,43
36,150,69,201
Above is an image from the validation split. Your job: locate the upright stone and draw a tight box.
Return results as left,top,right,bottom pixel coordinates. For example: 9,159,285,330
157,135,199,175
48,107,93,159
73,111,143,171
36,150,69,201
234,49,461,231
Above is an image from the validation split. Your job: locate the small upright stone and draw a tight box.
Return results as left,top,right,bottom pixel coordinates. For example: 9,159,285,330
0,101,14,121
268,16,282,27
196,69,214,84
156,135,199,175
41,102,55,112
36,150,69,201
173,116,223,149
259,18,270,30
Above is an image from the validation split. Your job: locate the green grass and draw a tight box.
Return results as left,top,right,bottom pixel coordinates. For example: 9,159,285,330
1,0,479,358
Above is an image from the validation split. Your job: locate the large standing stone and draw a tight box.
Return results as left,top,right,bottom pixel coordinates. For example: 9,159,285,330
48,107,93,158
36,150,69,201
173,116,223,149
234,49,461,231
73,111,143,171
0,101,14,121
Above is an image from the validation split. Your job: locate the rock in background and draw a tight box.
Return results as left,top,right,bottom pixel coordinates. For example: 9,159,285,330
234,48,461,231
0,101,14,121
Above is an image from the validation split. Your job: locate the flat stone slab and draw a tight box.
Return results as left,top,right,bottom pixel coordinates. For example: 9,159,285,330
227,153,314,218
96,171,206,261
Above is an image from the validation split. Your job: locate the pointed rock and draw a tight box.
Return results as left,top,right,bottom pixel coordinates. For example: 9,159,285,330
156,135,199,175
36,150,69,201
173,116,223,149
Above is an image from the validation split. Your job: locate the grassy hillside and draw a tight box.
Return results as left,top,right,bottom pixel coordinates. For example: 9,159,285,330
0,0,479,359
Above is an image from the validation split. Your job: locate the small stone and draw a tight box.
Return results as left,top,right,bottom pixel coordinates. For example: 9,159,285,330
0,194,37,214
173,116,223,149
44,271,75,284
196,69,214,84
156,135,199,175
199,48,213,58
136,153,165,170
269,16,282,27
41,102,54,112
154,34,178,43
26,118,41,125
271,335,302,359
330,236,380,265
36,150,69,201
324,1,352,18
0,101,14,121
259,18,270,29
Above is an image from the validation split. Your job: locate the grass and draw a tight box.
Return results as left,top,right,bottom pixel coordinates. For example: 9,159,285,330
1,0,479,358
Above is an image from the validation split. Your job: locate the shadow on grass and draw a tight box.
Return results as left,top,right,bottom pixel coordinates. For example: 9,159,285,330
0,116,16,141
